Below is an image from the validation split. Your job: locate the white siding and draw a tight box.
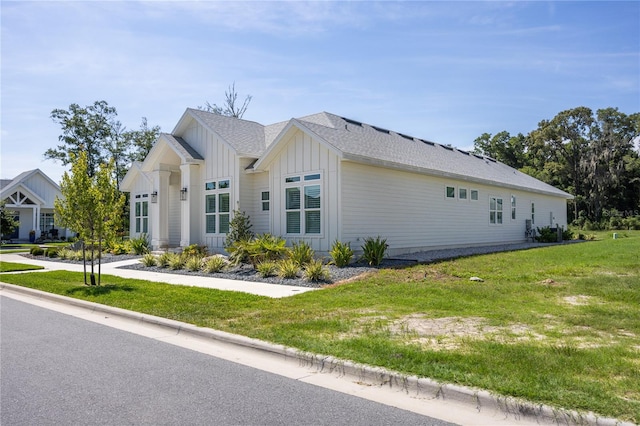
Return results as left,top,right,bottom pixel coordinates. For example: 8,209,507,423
267,129,340,253
341,162,569,256
240,168,270,235
168,181,181,246
23,173,59,207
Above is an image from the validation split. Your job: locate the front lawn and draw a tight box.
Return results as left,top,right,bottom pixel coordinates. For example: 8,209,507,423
1,231,638,422
0,261,45,272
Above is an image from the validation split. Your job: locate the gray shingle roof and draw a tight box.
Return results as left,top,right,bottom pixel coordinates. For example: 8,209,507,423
182,109,571,198
162,134,204,161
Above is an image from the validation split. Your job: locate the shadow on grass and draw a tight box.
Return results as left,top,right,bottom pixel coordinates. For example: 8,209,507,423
66,284,136,296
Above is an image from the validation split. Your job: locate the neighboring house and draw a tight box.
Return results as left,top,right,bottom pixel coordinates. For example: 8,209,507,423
0,169,68,241
121,109,573,255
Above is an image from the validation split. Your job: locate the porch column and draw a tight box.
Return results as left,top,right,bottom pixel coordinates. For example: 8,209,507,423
33,205,41,235
180,163,201,247
151,170,170,249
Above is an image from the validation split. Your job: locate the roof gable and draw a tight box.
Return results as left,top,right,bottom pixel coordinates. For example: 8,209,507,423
0,169,61,204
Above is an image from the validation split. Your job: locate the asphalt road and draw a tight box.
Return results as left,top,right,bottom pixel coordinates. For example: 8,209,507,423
1,297,456,426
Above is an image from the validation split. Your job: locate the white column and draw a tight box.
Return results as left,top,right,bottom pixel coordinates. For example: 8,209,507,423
151,170,171,249
33,205,41,235
180,163,201,247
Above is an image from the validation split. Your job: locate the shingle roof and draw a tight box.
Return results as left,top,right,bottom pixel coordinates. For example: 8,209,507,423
162,134,204,161
181,109,572,198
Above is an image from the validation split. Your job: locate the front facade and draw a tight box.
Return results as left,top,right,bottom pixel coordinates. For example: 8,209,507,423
121,109,572,255
0,169,68,241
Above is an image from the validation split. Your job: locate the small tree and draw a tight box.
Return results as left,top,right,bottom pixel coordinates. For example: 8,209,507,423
224,210,254,249
55,152,124,285
0,201,17,240
200,83,252,118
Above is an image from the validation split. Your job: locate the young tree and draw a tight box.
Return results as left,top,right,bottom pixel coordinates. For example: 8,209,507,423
200,82,252,118
0,201,17,240
55,152,124,286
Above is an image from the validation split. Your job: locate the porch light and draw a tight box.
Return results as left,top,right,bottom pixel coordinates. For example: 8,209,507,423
151,191,158,203
180,187,188,201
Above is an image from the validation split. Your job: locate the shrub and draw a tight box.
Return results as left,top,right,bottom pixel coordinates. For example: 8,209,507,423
289,241,314,266
156,252,171,268
224,210,254,249
128,234,150,255
185,256,203,271
57,247,74,260
256,261,278,278
330,240,353,267
167,253,185,270
227,239,252,266
277,259,299,279
251,234,289,265
623,216,640,230
361,236,388,266
303,259,330,282
535,226,557,243
140,253,157,267
562,228,574,241
30,247,44,256
182,244,208,258
109,242,128,255
202,256,228,273
45,247,59,258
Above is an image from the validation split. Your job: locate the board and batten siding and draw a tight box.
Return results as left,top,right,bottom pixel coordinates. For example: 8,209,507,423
182,121,240,250
240,168,270,235
267,129,340,253
22,173,59,207
340,162,568,255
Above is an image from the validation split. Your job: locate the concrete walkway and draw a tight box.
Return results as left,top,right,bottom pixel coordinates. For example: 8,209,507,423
0,253,316,298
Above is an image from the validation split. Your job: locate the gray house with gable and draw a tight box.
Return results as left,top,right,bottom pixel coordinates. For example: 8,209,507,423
121,109,572,255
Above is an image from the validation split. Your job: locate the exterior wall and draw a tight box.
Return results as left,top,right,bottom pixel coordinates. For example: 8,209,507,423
240,168,270,235
182,121,240,251
340,161,569,256
128,173,153,239
267,129,341,253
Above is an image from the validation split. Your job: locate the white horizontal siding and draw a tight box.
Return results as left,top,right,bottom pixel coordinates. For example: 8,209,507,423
340,162,569,255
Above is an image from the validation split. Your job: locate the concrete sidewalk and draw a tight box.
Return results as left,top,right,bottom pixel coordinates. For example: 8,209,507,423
0,253,316,298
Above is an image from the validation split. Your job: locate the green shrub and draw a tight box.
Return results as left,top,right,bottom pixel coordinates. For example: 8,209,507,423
109,242,129,255
185,256,203,271
330,240,353,267
57,248,74,260
202,256,227,273
224,210,254,249
535,226,557,243
140,253,157,267
229,234,289,267
128,234,150,255
256,261,278,278
303,259,330,282
45,247,59,258
227,239,252,266
156,252,171,268
562,228,574,241
289,241,314,266
167,253,185,270
30,247,44,256
182,244,208,258
277,259,299,279
623,216,640,230
361,236,388,266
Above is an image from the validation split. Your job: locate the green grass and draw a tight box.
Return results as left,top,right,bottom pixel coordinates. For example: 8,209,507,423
0,261,45,272
0,242,70,253
1,232,639,422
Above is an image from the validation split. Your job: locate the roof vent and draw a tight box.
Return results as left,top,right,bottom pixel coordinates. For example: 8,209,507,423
398,133,414,141
342,117,363,127
441,144,454,151
371,125,390,134
420,139,435,146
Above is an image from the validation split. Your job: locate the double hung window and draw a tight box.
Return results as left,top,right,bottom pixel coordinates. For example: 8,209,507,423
490,197,503,224
285,173,321,235
511,195,517,220
205,179,231,234
134,194,149,233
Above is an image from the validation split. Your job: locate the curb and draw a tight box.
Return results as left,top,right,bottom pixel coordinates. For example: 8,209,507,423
0,282,634,426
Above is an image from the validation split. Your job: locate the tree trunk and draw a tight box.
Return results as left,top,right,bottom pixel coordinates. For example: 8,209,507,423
82,240,88,286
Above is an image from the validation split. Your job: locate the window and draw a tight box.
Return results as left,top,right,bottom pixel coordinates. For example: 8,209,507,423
490,197,503,224
40,212,55,232
205,179,231,234
470,190,479,201
459,188,467,200
531,202,535,224
261,191,270,211
285,173,322,235
446,186,455,199
134,194,149,233
511,195,516,220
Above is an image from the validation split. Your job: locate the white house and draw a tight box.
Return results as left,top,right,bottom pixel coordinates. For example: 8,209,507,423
121,109,573,255
0,169,69,241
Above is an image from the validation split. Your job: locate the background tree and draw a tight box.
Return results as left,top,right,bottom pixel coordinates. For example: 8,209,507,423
200,82,252,118
473,131,527,169
0,201,17,240
55,152,125,286
124,117,161,164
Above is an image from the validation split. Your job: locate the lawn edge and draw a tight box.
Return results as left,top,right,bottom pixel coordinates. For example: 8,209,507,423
1,282,634,426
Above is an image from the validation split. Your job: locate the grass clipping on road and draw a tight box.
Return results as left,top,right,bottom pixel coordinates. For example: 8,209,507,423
1,232,639,423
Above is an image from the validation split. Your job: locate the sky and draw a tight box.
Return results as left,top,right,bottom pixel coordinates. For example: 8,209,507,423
1,1,639,184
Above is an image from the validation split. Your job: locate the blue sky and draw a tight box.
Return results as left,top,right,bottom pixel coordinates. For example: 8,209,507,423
2,1,639,183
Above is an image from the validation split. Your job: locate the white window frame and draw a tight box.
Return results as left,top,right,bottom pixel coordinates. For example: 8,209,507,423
445,185,456,199
284,172,322,236
531,202,535,225
489,196,503,225
134,194,149,234
511,195,517,220
459,187,468,200
204,178,231,235
470,189,479,201
261,191,270,211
